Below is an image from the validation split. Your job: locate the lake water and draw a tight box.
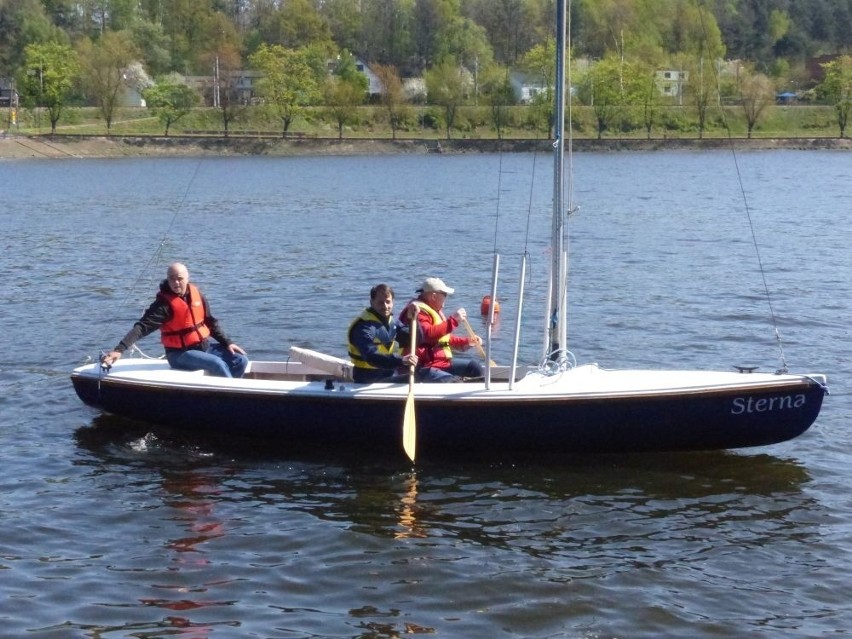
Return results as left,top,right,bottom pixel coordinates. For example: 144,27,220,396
1,149,850,638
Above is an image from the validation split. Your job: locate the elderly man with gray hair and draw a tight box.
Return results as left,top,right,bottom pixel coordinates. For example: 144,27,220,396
101,262,248,378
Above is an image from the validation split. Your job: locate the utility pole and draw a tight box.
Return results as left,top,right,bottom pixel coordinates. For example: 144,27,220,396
213,55,221,108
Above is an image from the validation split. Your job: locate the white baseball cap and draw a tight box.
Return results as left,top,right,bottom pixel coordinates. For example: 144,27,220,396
417,277,455,295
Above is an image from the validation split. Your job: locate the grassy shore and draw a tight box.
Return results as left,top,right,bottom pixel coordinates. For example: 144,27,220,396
1,132,850,160
2,102,849,159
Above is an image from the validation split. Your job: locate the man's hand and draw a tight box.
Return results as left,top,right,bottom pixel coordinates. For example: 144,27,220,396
402,353,419,368
101,350,122,367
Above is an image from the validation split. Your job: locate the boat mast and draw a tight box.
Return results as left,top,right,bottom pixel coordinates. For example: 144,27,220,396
548,0,568,360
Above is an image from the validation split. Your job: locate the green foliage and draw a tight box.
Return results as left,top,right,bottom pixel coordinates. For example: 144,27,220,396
576,54,648,139
18,41,80,133
3,0,851,141
334,50,370,94
130,20,172,77
144,82,200,135
418,109,441,130
11,100,841,142
480,64,516,138
372,63,408,139
817,56,852,137
737,66,775,137
249,44,321,134
425,57,468,139
0,0,68,73
323,74,366,139
77,31,139,133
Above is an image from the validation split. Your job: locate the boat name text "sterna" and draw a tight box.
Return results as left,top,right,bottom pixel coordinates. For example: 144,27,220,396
731,394,806,415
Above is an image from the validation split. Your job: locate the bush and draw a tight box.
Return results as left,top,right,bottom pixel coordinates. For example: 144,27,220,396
418,109,441,130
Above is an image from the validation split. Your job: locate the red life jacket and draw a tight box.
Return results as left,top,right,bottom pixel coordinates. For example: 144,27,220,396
410,300,453,369
158,283,211,349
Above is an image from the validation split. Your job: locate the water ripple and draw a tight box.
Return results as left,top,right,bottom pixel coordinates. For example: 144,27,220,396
2,151,851,638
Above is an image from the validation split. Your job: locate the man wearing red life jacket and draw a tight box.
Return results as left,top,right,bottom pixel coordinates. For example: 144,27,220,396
101,262,248,378
400,277,483,382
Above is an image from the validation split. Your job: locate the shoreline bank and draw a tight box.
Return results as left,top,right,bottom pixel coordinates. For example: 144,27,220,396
1,133,850,160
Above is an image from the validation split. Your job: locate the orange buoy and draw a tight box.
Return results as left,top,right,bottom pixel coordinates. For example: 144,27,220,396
480,295,500,315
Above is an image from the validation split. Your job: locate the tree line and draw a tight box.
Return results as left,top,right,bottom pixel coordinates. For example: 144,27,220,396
3,0,851,76
2,0,851,138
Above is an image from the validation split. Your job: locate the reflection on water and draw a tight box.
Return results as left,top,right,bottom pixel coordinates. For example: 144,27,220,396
160,469,226,558
75,416,814,542
395,473,426,540
141,470,230,639
68,417,824,637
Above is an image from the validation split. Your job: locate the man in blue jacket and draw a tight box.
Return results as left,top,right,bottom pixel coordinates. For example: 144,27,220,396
348,283,418,383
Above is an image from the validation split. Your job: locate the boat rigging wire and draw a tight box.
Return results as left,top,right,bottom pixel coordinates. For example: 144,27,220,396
90,157,206,358
696,0,788,373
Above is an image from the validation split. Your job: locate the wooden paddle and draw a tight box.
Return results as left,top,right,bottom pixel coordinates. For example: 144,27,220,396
460,315,497,366
402,316,417,462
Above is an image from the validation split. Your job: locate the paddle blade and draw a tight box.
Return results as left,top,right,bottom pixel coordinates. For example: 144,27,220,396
402,389,416,462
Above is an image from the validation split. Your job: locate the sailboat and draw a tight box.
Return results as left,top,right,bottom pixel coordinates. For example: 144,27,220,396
71,0,827,460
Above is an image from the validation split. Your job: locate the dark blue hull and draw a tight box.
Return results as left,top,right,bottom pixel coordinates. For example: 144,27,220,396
71,373,826,456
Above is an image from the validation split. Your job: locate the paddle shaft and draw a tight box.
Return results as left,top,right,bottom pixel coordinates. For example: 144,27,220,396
460,315,495,365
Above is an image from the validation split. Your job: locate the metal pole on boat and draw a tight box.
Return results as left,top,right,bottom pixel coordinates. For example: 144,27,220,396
510,253,527,390
485,254,499,389
548,0,568,360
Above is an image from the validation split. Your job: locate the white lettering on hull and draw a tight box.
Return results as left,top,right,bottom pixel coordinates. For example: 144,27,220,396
731,394,807,415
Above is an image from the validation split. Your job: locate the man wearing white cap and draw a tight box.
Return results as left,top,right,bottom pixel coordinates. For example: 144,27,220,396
400,277,483,382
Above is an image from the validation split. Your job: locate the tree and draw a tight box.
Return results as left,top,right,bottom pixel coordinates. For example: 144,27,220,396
738,66,774,138
143,80,199,135
199,13,245,135
77,30,138,134
373,64,409,140
323,76,364,140
637,65,660,139
18,42,80,134
683,55,716,139
129,19,172,77
578,55,623,140
480,64,515,140
818,55,852,138
85,0,139,34
519,40,555,138
434,16,494,103
323,49,369,139
248,44,320,136
160,0,217,74
578,54,646,139
667,1,725,60
318,0,364,55
210,43,246,135
360,0,414,67
0,0,64,74
425,57,467,139
334,50,370,93
576,0,641,60
464,0,540,67
249,0,333,49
